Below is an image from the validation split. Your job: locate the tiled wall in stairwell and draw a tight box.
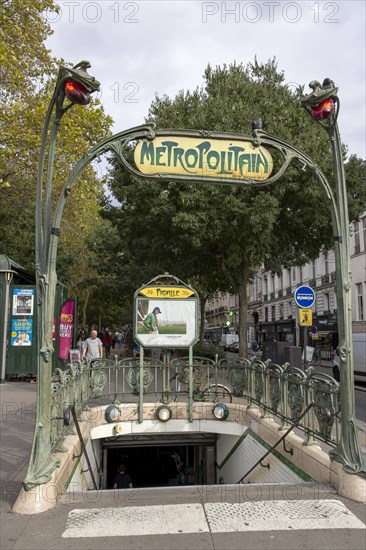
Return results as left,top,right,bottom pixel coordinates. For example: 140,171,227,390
216,429,312,485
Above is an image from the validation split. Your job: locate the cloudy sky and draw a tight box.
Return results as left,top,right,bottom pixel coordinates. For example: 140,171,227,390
46,0,365,158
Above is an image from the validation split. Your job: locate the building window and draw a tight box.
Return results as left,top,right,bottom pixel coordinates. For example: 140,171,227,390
264,277,268,295
265,307,268,322
363,217,366,252
356,283,364,321
279,303,284,319
287,302,292,318
287,268,291,286
312,261,316,279
324,293,330,313
354,221,360,255
292,267,296,282
271,305,276,321
279,274,283,290
299,266,303,283
271,274,275,292
324,251,329,275
252,278,258,301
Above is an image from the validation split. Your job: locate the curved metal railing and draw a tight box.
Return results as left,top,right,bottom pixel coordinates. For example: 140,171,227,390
49,354,341,454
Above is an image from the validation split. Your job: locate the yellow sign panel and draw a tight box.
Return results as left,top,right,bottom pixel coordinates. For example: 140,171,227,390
140,287,195,299
299,308,312,326
134,136,273,181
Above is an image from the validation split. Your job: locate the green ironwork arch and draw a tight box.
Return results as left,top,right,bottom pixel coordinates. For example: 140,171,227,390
23,64,364,496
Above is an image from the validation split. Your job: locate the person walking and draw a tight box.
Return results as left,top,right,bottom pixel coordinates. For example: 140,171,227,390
82,329,103,361
143,307,161,334
166,450,183,486
102,331,112,358
116,330,123,350
113,464,133,489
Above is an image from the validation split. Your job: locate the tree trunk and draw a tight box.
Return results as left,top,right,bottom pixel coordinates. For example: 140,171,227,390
199,294,208,343
98,307,102,333
82,288,90,328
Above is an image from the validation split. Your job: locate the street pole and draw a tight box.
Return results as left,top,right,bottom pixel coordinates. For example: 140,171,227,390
302,79,366,475
24,62,100,490
0,269,14,383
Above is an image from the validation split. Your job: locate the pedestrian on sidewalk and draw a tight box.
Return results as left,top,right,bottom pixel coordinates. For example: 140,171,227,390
82,329,103,361
102,331,112,358
116,330,123,350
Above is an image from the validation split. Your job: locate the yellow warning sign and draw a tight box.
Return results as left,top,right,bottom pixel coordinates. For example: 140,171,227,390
299,308,312,326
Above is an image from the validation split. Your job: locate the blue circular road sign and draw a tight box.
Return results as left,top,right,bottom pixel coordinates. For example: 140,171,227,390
294,285,315,308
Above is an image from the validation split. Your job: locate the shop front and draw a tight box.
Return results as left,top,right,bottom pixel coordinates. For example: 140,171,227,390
309,313,338,360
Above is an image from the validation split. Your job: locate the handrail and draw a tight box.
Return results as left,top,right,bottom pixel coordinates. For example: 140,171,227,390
69,405,98,490
237,401,315,484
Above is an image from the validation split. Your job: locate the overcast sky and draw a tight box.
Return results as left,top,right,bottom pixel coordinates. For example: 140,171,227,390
46,0,365,159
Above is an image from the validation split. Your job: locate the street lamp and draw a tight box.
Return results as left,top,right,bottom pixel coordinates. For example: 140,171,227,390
302,79,365,475
24,62,100,490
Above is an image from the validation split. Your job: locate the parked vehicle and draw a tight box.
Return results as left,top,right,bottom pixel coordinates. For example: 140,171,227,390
227,341,239,353
219,334,239,351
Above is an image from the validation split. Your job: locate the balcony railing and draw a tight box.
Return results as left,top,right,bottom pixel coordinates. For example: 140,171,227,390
321,274,330,285
286,286,292,295
309,278,317,288
49,355,341,457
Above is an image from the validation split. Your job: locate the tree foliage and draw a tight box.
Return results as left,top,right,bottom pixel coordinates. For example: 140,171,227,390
106,60,366,353
0,0,113,325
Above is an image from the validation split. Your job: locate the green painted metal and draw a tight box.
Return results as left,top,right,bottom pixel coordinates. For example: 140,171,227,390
301,79,365,476
24,62,100,491
188,345,193,422
26,65,364,491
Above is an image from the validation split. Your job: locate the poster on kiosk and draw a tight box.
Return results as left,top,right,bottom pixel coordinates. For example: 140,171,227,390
134,275,199,349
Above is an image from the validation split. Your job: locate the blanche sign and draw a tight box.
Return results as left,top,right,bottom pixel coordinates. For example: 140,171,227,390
134,136,273,181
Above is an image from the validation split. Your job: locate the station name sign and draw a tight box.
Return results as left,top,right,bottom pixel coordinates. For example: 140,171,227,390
134,136,273,181
139,286,195,299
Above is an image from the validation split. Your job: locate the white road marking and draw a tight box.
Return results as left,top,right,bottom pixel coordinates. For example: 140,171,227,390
62,499,365,538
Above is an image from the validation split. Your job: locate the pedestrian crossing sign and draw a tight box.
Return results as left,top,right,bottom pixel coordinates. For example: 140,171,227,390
299,308,312,326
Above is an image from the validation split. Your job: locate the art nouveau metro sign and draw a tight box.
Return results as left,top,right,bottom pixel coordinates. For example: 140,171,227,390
134,135,273,181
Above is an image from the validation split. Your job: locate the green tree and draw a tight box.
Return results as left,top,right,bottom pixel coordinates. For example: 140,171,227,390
107,60,366,356
0,0,114,325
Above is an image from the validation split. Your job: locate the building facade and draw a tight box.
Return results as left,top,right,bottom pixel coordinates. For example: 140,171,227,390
204,212,366,369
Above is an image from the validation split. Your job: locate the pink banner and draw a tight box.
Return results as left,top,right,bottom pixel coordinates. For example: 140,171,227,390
58,300,75,360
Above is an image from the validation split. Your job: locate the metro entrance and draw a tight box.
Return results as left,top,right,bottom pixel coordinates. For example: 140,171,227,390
102,433,218,489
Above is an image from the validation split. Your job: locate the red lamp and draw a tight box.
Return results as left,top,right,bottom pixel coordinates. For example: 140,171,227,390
64,80,91,105
310,98,335,120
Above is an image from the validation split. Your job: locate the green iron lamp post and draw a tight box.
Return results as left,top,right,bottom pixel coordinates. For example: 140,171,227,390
24,62,100,489
302,79,365,475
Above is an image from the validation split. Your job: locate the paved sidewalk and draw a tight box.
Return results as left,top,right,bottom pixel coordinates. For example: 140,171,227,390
1,381,365,550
